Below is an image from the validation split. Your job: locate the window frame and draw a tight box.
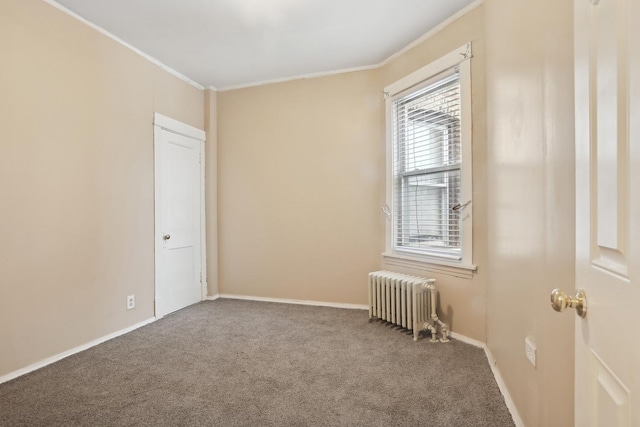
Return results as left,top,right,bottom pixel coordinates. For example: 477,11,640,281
383,44,476,273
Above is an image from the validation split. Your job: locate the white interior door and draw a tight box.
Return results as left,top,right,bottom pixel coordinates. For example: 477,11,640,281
154,114,205,318
573,0,639,425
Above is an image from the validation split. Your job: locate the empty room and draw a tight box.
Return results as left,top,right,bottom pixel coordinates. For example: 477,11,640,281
1,0,638,426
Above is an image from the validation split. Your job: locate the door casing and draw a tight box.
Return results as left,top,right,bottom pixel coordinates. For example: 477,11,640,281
153,113,207,318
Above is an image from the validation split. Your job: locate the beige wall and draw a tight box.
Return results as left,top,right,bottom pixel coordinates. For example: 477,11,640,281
217,70,383,304
204,90,219,296
378,7,487,342
1,2,577,424
0,0,203,378
217,4,577,424
216,7,487,341
484,0,575,426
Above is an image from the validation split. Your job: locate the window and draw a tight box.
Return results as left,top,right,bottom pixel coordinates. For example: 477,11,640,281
384,44,475,271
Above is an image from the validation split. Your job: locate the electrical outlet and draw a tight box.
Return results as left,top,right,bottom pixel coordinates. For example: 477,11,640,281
525,336,537,368
126,295,135,310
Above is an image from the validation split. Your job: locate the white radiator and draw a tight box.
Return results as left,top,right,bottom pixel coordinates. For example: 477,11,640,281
368,271,449,342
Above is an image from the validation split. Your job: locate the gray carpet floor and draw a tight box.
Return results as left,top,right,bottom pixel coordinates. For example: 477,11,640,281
0,299,514,427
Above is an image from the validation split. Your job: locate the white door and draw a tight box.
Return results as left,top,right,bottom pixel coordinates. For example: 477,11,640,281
572,0,640,424
154,114,205,318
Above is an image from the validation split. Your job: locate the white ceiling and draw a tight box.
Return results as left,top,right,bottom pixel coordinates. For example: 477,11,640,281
52,0,476,90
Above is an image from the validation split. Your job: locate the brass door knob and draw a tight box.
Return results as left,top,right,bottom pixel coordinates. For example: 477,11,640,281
550,288,587,318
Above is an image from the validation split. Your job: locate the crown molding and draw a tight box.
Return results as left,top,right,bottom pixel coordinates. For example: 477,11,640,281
378,0,483,67
216,64,378,92
41,0,204,90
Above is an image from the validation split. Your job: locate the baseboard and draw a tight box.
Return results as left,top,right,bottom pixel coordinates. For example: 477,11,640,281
448,332,524,427
482,347,526,427
0,317,156,385
449,331,484,348
218,294,369,310
204,294,220,301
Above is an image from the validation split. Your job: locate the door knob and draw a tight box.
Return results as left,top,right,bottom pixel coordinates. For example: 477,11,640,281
550,288,587,318
163,234,171,240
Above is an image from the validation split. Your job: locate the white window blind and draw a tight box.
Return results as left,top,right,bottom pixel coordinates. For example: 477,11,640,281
392,71,462,259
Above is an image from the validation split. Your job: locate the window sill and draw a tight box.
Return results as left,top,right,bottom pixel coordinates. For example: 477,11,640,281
382,252,477,279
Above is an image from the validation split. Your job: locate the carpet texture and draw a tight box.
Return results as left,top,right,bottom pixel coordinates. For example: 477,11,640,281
0,299,514,426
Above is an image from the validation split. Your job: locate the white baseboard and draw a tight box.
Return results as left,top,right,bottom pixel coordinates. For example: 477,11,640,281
448,332,524,427
217,293,369,310
449,331,484,348
482,346,525,427
479,345,525,426
0,317,156,385
204,294,220,301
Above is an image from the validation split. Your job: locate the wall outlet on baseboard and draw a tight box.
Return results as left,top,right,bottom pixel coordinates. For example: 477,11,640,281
525,336,537,368
126,295,135,310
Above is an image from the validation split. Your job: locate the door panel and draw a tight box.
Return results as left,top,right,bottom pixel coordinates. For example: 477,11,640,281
590,351,631,426
574,0,639,425
155,127,203,318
